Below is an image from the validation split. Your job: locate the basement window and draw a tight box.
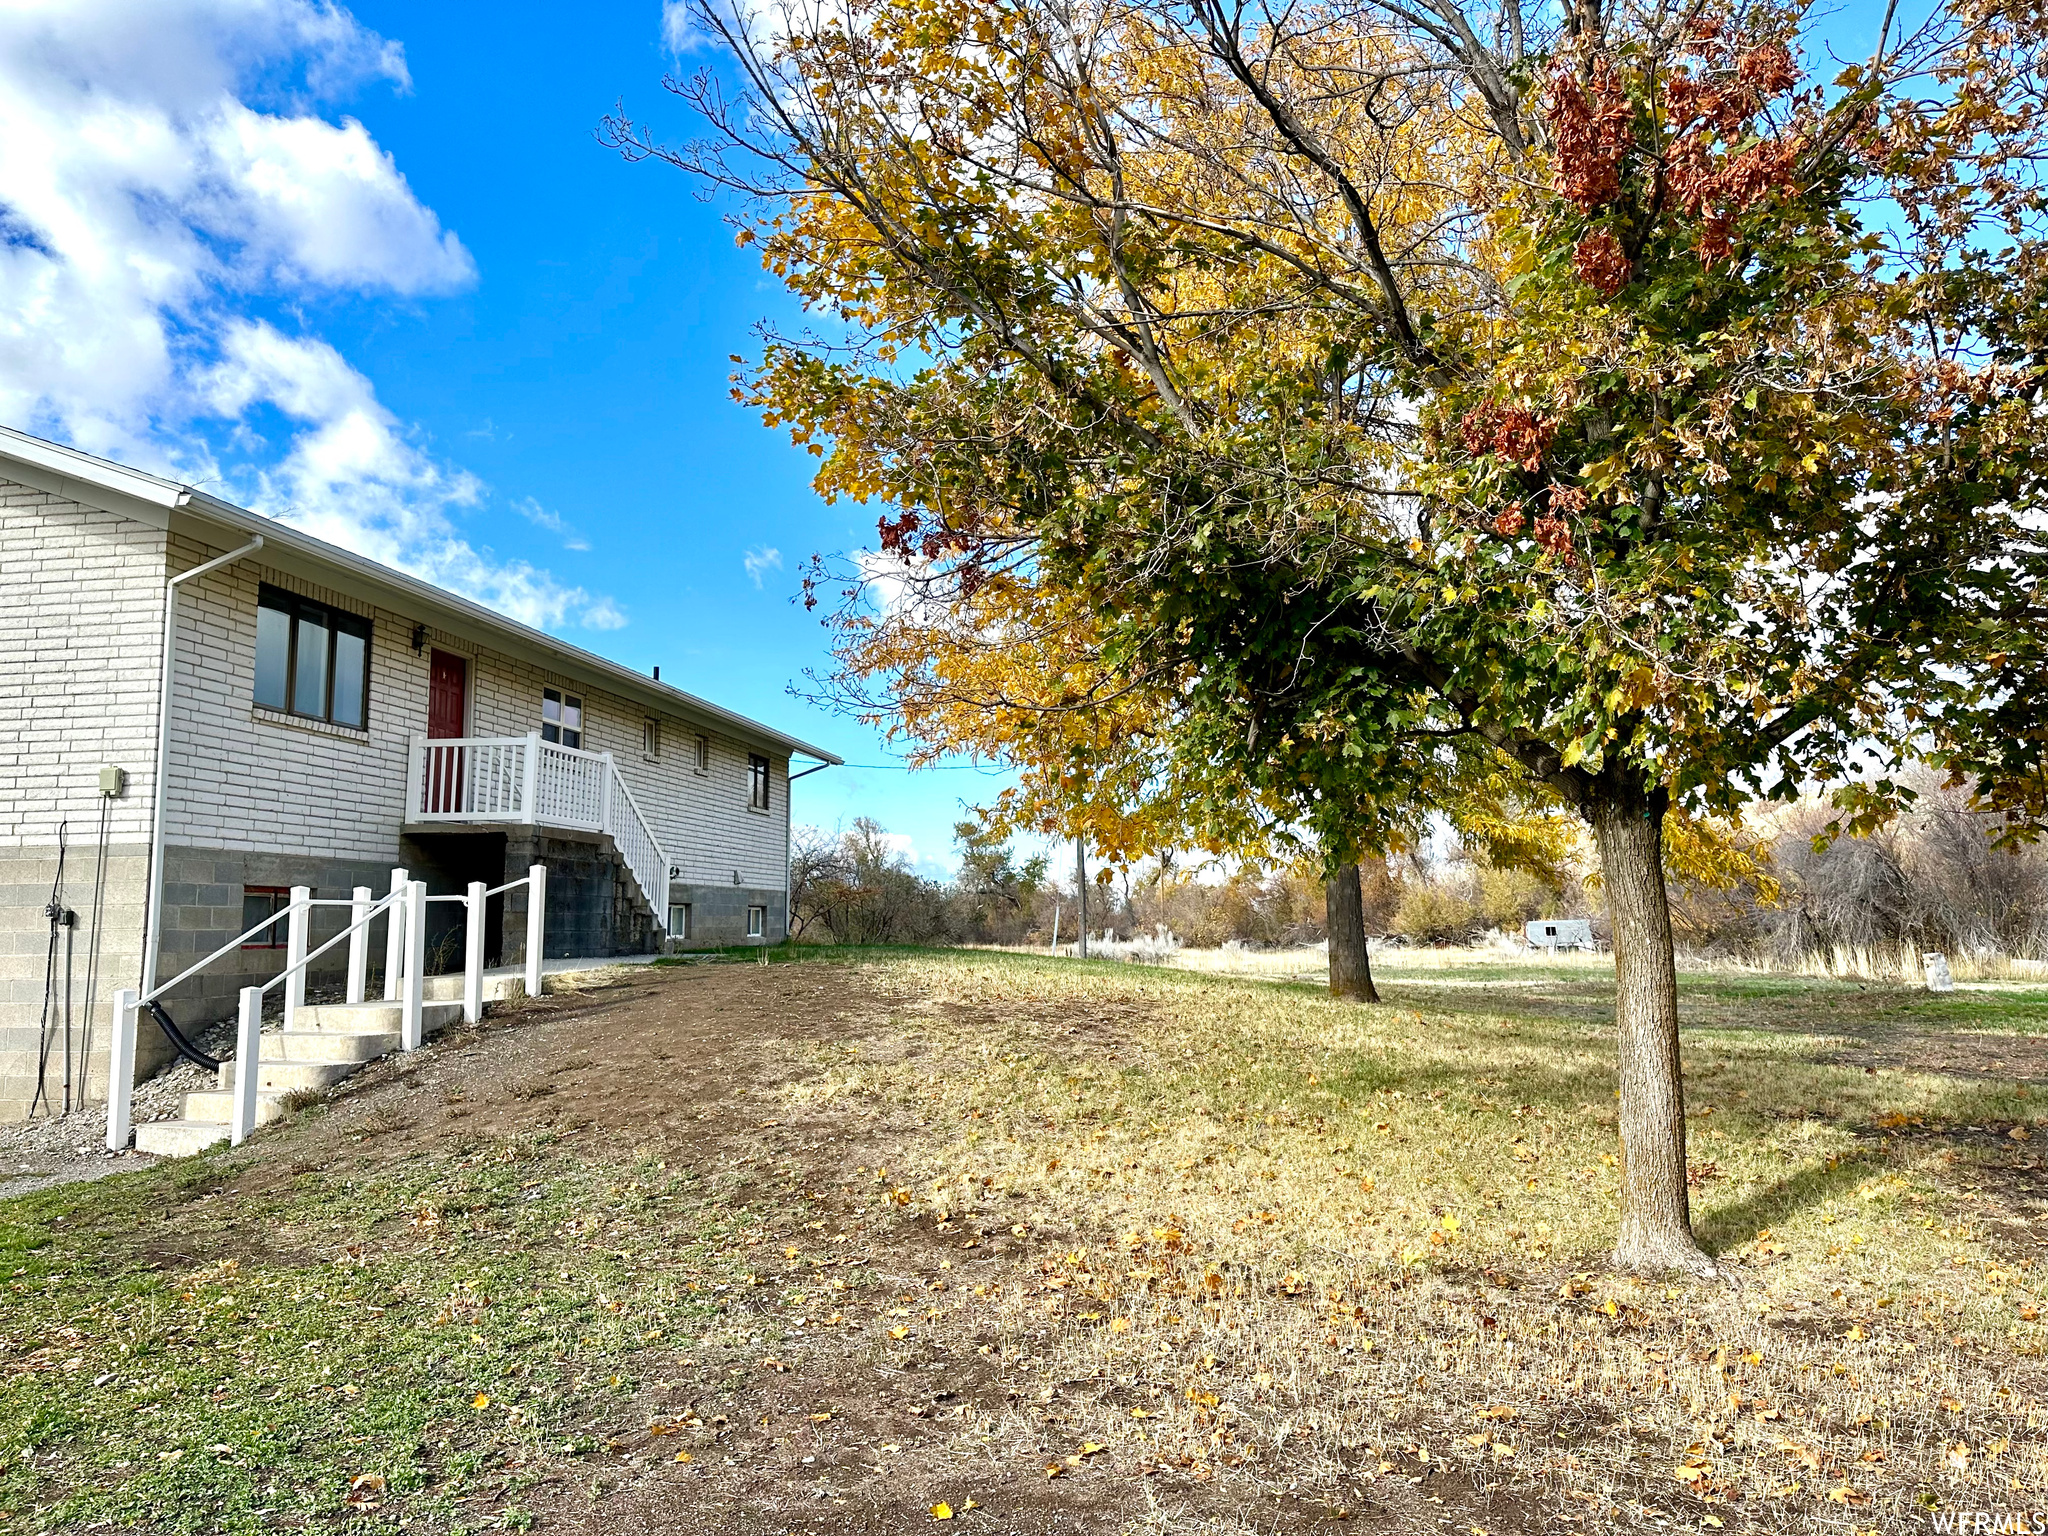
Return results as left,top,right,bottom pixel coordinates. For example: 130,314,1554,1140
668,903,692,939
241,886,290,948
746,904,766,939
254,584,370,727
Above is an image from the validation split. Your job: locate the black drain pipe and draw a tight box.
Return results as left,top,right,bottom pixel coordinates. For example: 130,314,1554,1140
143,1000,221,1073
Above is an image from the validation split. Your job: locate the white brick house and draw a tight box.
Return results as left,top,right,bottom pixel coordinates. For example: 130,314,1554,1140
0,425,839,1122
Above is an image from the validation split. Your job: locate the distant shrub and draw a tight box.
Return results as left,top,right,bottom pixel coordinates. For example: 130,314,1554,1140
1393,884,1483,946
1476,864,1560,932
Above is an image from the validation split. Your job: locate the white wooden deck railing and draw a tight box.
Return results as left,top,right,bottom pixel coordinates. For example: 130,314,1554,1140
406,733,668,931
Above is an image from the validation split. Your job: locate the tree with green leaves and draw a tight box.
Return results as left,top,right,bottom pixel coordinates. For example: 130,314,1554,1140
612,0,2047,1273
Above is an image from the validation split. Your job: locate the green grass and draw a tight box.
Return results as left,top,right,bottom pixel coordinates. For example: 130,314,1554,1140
1372,955,2048,1036
0,1122,755,1533
652,941,936,965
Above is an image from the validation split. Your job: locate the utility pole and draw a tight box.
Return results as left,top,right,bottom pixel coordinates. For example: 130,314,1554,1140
1076,835,1089,959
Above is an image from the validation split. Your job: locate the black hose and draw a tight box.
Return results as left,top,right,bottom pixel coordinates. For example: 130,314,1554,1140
144,1000,221,1073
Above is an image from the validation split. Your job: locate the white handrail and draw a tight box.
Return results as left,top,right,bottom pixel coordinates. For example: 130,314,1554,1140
464,864,547,1002
105,988,137,1153
143,909,292,1004
110,880,402,1152
525,863,547,1000
256,892,400,997
231,987,261,1145
283,886,309,1031
401,880,427,1049
144,887,406,1008
104,868,552,1155
383,866,409,1002
346,887,372,1004
464,881,486,1024
600,765,669,935
107,862,552,1152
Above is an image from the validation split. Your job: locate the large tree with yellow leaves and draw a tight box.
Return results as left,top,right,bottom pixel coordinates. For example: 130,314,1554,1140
611,0,2048,1274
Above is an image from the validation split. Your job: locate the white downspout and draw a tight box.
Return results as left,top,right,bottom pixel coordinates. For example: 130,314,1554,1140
140,533,264,997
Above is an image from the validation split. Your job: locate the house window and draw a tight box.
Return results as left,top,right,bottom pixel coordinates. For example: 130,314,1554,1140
748,754,770,811
668,903,691,939
541,688,583,749
253,584,369,727
746,904,766,939
695,734,710,773
241,886,290,948
643,718,660,758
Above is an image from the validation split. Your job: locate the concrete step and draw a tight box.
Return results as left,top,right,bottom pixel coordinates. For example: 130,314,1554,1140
217,1058,362,1093
294,999,463,1034
135,1119,229,1157
262,1029,397,1064
183,1088,292,1127
423,972,529,1004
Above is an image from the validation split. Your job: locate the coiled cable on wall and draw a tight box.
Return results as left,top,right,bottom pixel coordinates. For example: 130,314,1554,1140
28,824,71,1118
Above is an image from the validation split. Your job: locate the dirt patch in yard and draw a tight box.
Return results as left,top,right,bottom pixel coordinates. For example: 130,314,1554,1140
1814,1028,2048,1081
183,960,1533,1534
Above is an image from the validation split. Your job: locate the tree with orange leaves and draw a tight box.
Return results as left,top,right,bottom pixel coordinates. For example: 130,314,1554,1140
611,0,2048,1276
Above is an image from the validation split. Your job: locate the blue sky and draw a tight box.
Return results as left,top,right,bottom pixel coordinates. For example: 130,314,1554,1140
0,0,1004,877
0,0,1911,879
324,0,1013,872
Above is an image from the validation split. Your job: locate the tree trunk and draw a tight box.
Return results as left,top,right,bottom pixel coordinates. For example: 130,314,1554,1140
1326,862,1380,1003
1587,785,1719,1278
1076,836,1089,959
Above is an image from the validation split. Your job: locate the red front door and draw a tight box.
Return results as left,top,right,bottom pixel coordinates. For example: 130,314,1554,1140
425,650,469,812
429,650,467,738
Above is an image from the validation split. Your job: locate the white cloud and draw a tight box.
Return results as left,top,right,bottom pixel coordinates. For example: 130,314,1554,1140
879,828,965,881
876,828,922,865
660,0,699,52
198,320,624,629
200,103,474,293
743,544,783,588
0,0,620,633
855,546,914,614
580,596,628,630
513,496,590,551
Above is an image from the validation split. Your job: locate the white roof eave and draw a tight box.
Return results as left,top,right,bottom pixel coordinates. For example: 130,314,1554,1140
0,422,842,767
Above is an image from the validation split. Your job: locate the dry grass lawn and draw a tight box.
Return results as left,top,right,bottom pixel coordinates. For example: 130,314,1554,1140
782,951,2048,1530
4,948,2044,1533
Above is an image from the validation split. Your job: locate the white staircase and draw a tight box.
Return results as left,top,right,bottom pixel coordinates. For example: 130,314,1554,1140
406,733,669,937
133,974,519,1157
110,864,552,1159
